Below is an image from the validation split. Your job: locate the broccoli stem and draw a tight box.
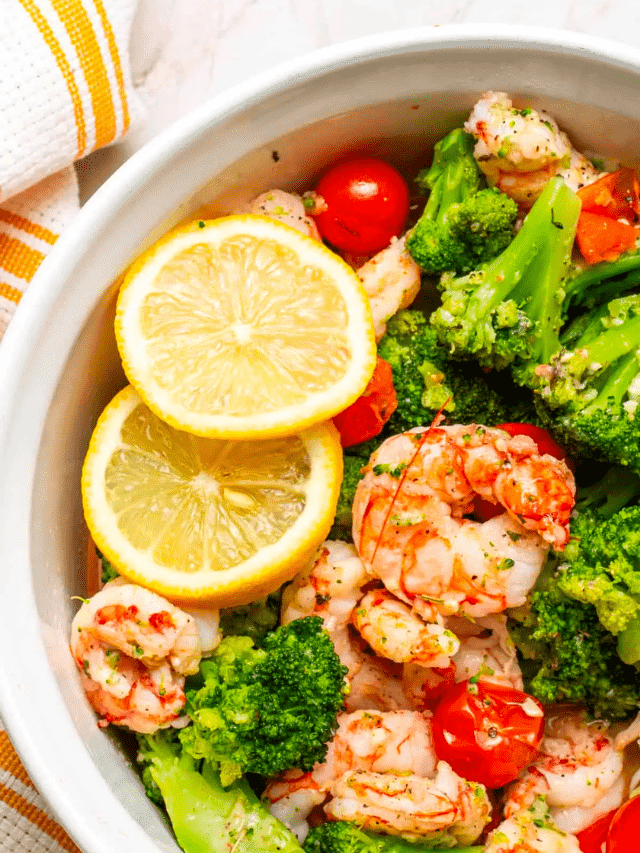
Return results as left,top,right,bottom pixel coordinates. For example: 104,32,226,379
510,184,581,367
618,616,640,665
565,250,640,309
577,314,640,371
576,465,640,519
464,177,577,324
146,736,302,853
585,351,640,412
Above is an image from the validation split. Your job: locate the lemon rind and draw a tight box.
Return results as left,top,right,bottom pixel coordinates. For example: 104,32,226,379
115,216,377,439
81,385,343,606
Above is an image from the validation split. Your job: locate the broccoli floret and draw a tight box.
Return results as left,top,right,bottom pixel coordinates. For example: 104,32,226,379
430,177,581,370
329,454,367,541
552,466,640,661
303,821,482,853
509,576,640,720
136,729,302,853
377,309,537,432
406,128,517,276
219,589,283,646
181,617,347,785
509,467,640,718
536,293,640,469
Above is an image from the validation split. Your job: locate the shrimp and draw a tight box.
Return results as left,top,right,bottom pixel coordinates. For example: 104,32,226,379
356,235,422,341
353,589,460,668
464,92,599,205
70,580,202,733
448,613,524,690
325,761,490,845
352,424,575,621
244,189,321,239
265,709,436,840
504,711,625,834
281,540,367,679
485,798,581,853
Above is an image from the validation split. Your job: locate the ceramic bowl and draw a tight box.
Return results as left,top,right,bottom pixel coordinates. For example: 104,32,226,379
2,24,640,853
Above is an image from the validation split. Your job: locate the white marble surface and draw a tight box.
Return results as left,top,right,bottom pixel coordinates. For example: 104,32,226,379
77,0,640,198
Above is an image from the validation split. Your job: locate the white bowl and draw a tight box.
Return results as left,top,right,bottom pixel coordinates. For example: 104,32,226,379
2,23,640,853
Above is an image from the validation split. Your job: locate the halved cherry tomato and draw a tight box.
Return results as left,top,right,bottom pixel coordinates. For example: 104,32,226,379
474,423,572,522
332,357,397,448
431,679,545,789
576,211,638,265
576,808,617,853
578,168,640,223
606,794,640,853
312,158,410,254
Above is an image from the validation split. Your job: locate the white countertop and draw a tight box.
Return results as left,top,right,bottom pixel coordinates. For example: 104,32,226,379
77,0,640,198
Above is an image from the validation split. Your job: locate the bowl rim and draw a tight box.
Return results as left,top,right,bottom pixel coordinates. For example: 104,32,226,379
2,22,640,853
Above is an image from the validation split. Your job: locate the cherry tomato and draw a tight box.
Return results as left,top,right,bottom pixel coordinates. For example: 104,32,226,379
431,679,545,789
474,423,572,522
578,168,640,223
312,158,410,254
332,357,397,447
576,808,617,853
576,211,638,265
606,794,640,853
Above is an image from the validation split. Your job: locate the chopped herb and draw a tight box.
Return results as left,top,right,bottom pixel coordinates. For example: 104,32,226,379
373,462,407,478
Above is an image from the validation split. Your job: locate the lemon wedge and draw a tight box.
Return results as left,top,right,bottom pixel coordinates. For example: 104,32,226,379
81,385,342,605
115,215,377,438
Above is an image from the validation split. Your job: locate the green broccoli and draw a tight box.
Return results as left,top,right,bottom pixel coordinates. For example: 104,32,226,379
377,309,537,433
430,177,581,370
181,616,347,785
535,293,640,469
96,548,119,584
563,243,640,315
406,128,518,275
509,467,640,719
554,466,640,662
303,821,482,853
509,572,640,719
329,454,367,540
137,729,302,853
219,589,283,646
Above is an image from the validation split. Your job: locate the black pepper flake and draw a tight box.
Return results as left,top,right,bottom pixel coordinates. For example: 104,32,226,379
271,150,280,162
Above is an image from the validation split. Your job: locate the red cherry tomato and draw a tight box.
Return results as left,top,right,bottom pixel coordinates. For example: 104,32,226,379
576,808,617,853
312,158,410,254
431,679,545,789
474,423,572,522
606,795,640,853
578,168,640,223
332,357,398,448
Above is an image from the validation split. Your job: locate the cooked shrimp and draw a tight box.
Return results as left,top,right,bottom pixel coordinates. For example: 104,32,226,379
281,540,367,679
244,189,321,239
353,589,460,668
281,541,413,712
325,761,490,845
505,711,625,834
401,615,522,712
448,613,524,690
356,235,422,341
70,581,201,733
485,798,581,853
464,92,598,205
265,709,436,840
352,424,574,620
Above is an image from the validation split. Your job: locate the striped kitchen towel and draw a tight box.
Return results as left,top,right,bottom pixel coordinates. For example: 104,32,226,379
0,0,140,340
0,1,139,849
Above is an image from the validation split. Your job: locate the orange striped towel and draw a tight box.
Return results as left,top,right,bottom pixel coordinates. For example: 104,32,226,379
1,1,139,848
0,0,140,341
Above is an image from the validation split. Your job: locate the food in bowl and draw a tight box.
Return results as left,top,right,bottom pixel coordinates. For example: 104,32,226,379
70,91,640,853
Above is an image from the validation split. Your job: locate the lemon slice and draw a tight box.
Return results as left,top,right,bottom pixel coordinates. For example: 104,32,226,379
81,385,342,605
115,215,377,438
